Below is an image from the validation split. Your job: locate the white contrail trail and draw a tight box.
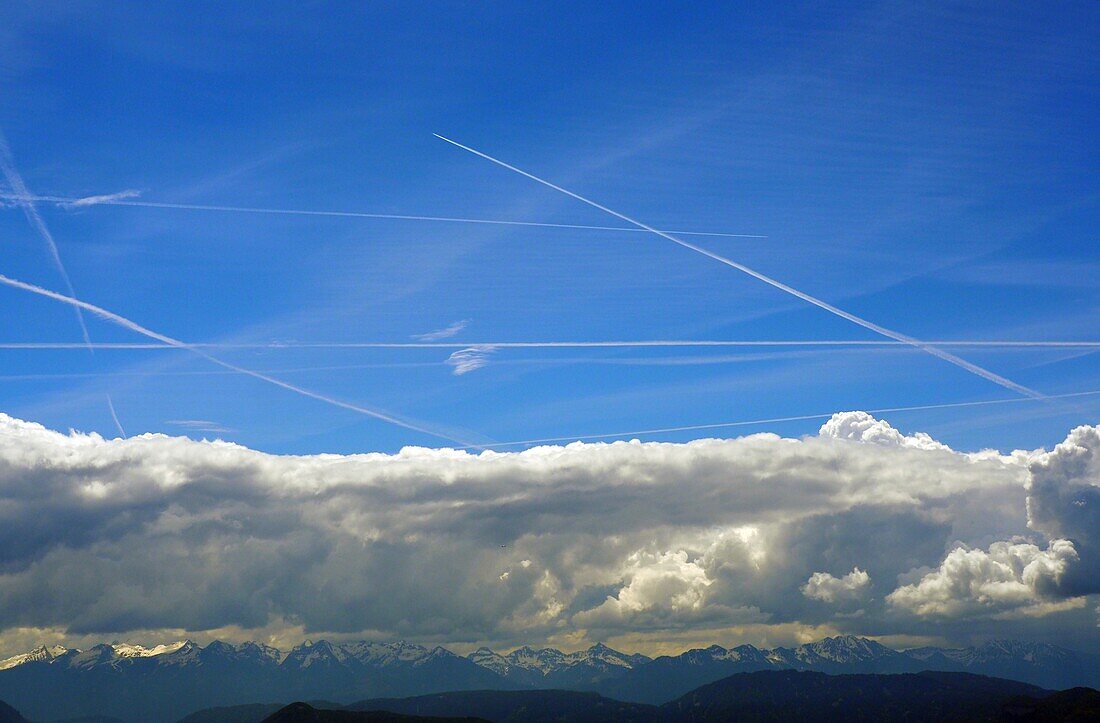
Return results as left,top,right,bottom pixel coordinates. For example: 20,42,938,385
0,340,1096,350
468,389,1100,449
0,131,92,348
0,273,477,446
106,395,127,438
62,189,141,208
0,192,766,239
433,134,1044,400
0,347,1080,382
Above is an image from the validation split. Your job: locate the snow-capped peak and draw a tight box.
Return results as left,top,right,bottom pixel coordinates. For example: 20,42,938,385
504,645,566,673
801,635,893,663
110,640,190,659
341,640,431,666
467,647,511,675
566,642,650,669
283,639,353,668
0,644,70,671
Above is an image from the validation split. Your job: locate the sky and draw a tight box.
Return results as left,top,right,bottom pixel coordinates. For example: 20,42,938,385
0,2,1098,657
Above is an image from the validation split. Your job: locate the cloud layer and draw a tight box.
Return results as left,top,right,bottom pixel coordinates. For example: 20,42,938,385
0,410,1096,655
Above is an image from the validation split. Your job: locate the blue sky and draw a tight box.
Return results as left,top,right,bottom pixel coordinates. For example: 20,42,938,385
1,1,1097,455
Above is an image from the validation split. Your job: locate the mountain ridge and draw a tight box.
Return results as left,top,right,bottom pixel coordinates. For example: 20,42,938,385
1,635,1098,722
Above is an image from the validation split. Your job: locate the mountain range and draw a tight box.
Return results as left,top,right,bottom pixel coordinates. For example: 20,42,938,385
1,636,1098,722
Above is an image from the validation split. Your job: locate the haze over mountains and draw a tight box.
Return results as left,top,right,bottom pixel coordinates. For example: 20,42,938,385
2,635,1098,722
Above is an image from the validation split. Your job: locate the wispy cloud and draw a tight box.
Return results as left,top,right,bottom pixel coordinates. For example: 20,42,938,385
0,129,92,349
165,419,235,435
413,319,469,341
60,189,141,209
0,273,478,447
446,346,495,375
434,133,1044,400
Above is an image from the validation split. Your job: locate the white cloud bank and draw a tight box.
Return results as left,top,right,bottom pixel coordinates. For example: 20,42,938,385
0,411,1096,654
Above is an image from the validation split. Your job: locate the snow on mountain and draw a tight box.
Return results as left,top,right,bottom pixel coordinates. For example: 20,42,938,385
414,646,461,666
341,640,430,667
282,639,354,669
467,647,512,676
562,642,650,670
65,644,124,670
905,639,1077,667
800,635,897,663
237,641,284,665
111,643,154,658
504,645,567,674
670,643,770,666
964,639,1076,665
0,644,69,670
196,639,281,665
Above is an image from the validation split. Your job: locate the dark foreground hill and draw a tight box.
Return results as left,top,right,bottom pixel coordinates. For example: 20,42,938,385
993,687,1100,721
0,699,26,723
662,669,1045,722
180,670,1099,722
261,702,487,722
347,690,658,722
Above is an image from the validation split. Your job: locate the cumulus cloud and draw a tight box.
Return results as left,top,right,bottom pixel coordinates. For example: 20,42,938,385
0,411,1095,654
886,540,1079,617
819,411,950,451
1026,425,1100,595
577,551,711,622
802,568,871,604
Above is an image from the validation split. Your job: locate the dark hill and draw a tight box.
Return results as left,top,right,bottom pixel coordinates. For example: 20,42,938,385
261,702,487,722
990,686,1100,721
663,669,1048,722
0,700,26,723
349,690,659,722
180,670,1099,722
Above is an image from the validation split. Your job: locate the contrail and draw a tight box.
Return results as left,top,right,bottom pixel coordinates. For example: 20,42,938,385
106,395,127,438
62,189,141,208
0,192,766,239
468,389,1100,449
0,347,1075,382
0,273,477,446
1,340,1096,350
0,131,92,348
433,134,1044,400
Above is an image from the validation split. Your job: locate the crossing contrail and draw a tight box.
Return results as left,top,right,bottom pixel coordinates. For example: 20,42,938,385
467,389,1100,449
433,134,1044,400
0,273,478,446
106,395,127,438
0,131,92,348
0,340,1095,350
0,192,764,239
